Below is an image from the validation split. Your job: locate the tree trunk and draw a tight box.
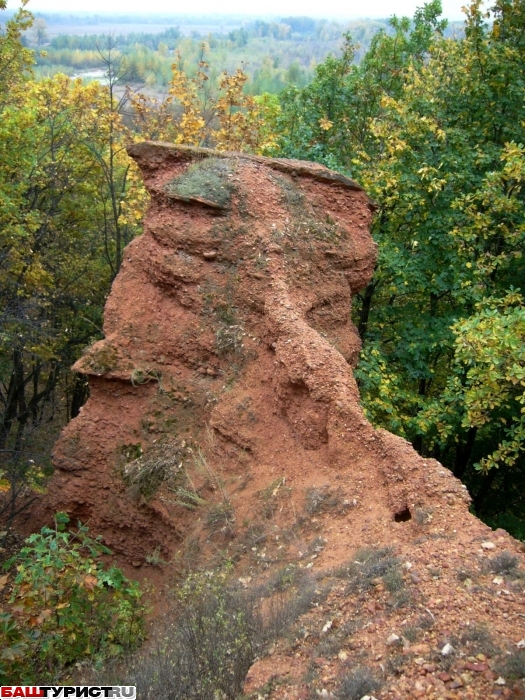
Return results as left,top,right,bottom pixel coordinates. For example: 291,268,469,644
357,280,376,341
70,373,89,419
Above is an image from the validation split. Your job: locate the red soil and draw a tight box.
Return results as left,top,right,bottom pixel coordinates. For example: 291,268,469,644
34,143,525,698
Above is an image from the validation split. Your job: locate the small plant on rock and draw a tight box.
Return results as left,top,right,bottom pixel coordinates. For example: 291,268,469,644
122,441,184,499
304,486,343,516
206,500,235,535
497,649,525,680
484,550,519,575
337,666,383,700
453,624,501,657
338,547,401,593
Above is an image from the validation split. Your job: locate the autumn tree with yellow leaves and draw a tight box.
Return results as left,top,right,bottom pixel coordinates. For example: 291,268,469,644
0,10,146,522
0,7,278,524
126,45,276,153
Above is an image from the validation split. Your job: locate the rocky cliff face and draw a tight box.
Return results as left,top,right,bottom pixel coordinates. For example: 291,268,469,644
44,144,525,698
45,142,476,557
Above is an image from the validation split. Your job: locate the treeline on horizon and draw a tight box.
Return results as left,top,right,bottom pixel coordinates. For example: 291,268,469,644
28,16,394,93
26,13,464,94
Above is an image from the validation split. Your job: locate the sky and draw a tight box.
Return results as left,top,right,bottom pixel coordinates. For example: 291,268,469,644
6,0,468,21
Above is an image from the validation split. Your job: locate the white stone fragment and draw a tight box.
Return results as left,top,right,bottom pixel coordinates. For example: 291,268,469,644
441,643,455,656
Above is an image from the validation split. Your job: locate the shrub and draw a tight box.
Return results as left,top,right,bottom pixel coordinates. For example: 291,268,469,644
337,666,383,700
105,568,319,699
484,551,519,575
206,500,235,535
304,486,343,516
122,441,184,499
497,649,525,680
453,624,501,657
0,513,145,683
337,547,402,593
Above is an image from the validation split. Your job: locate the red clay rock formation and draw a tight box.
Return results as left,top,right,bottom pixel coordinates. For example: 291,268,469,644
44,143,475,561
41,143,525,699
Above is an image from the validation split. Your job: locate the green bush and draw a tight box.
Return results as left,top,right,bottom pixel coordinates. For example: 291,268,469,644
0,513,145,683
105,567,319,699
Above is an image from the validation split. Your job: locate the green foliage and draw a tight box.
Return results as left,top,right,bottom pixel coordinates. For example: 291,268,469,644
105,567,318,699
272,0,525,530
423,294,525,472
0,513,145,683
0,6,146,522
486,512,525,541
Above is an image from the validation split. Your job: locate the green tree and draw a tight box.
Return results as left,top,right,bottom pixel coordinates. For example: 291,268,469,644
272,0,525,532
32,18,48,46
0,9,145,524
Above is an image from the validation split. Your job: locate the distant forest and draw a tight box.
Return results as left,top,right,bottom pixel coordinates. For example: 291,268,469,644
23,13,463,95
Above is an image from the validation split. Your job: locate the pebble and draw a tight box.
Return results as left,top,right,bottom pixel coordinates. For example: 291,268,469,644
464,661,488,672
408,644,431,655
481,541,496,550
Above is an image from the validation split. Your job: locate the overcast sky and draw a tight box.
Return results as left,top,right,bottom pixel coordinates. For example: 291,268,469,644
6,0,468,21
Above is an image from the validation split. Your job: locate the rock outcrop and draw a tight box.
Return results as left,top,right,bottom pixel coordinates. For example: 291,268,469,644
42,144,525,698
44,143,473,558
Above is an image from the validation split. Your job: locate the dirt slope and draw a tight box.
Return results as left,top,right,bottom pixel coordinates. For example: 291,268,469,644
42,143,525,699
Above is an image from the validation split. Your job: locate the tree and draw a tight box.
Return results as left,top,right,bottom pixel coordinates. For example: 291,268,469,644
31,17,47,46
272,0,525,533
0,17,145,525
126,45,277,153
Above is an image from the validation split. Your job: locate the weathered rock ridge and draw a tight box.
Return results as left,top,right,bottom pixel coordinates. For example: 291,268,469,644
44,142,475,559
41,144,525,698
